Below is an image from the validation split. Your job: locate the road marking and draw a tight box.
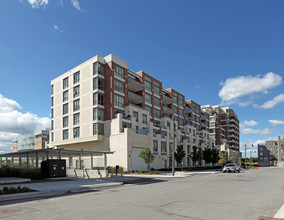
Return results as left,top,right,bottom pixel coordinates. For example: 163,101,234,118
275,204,284,218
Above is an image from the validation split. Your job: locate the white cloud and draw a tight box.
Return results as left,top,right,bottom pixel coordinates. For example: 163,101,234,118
260,94,284,109
268,120,284,126
27,0,48,8
219,72,282,105
0,94,50,153
70,0,80,10
241,128,273,135
240,120,258,129
53,25,64,33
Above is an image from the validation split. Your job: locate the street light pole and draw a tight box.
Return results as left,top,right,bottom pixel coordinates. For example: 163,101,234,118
244,143,247,169
172,122,176,176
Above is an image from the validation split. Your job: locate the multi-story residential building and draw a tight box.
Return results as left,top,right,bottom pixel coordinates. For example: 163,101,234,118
201,105,240,153
12,130,50,152
50,54,214,171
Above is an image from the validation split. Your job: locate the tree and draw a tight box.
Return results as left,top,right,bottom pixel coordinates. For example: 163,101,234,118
219,153,226,166
229,156,236,163
211,148,220,165
238,156,242,165
174,145,186,169
197,147,203,166
191,146,199,166
139,148,155,171
202,147,212,165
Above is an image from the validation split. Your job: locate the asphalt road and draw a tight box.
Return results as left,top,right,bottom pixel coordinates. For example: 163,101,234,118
0,167,283,220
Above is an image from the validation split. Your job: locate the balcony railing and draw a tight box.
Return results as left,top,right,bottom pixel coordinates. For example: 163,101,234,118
128,91,143,104
185,106,192,113
162,106,172,114
162,95,172,104
132,129,149,135
128,77,143,92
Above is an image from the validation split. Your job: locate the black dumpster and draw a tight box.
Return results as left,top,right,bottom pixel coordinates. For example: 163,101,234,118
41,159,66,178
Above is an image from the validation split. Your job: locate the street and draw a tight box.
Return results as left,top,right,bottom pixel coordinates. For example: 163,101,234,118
0,167,284,220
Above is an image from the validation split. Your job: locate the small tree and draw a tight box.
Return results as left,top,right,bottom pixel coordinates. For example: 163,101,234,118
139,148,155,171
197,147,203,166
238,156,242,165
211,148,220,165
219,153,226,166
202,147,212,165
174,145,186,170
191,146,199,166
229,156,236,163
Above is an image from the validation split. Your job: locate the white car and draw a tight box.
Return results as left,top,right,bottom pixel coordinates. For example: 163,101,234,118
223,163,240,173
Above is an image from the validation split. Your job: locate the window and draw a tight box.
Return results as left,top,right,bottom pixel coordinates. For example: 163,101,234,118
63,91,68,102
93,77,104,90
93,108,104,121
69,157,73,168
73,85,80,98
169,143,173,154
144,80,151,92
63,77,69,89
51,97,54,107
161,141,167,153
74,113,80,125
63,116,68,127
154,109,160,118
51,132,54,142
93,93,104,105
63,129,68,140
51,121,53,130
142,114,147,124
179,109,183,116
154,82,160,96
154,97,160,107
51,85,54,95
114,94,124,107
179,96,184,106
73,99,80,111
63,103,68,115
93,62,104,75
145,106,152,116
73,71,80,84
133,111,138,122
114,64,124,79
93,123,104,135
114,79,124,93
173,94,178,105
51,109,53,119
173,106,178,114
145,94,152,104
179,118,184,125
153,140,158,152
73,127,80,138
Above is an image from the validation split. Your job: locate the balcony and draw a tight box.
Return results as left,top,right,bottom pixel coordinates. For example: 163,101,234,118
128,78,143,92
162,106,172,115
185,106,192,113
201,122,207,127
128,91,143,104
185,116,192,122
132,129,149,136
201,114,208,120
162,95,172,104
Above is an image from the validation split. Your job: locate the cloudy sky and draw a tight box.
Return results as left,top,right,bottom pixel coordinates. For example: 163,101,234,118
0,0,284,156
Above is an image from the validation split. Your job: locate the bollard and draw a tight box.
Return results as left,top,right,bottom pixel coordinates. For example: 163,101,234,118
253,167,255,170
121,167,123,176
256,166,258,169
111,168,114,176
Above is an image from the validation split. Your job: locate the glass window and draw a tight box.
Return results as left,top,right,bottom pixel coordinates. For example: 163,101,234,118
145,94,152,104
142,114,147,124
154,82,160,95
153,140,158,152
179,96,184,106
73,85,80,98
93,123,104,135
51,132,54,142
161,141,167,153
51,109,53,119
93,93,104,105
93,77,104,90
63,116,68,128
51,85,54,95
133,111,138,122
154,97,160,107
63,103,68,115
51,121,53,130
145,106,152,116
73,127,80,138
74,71,80,84
114,94,124,107
173,94,178,105
179,118,184,125
154,109,160,118
179,108,184,116
93,108,104,121
144,80,152,92
114,79,124,93
51,97,54,107
73,99,80,111
63,90,68,102
74,113,80,125
173,106,178,114
63,77,69,89
63,129,68,140
114,64,124,79
93,62,104,75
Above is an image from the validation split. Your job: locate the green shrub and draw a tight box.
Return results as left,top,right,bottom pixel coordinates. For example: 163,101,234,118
148,172,152,174
0,167,44,180
141,170,145,173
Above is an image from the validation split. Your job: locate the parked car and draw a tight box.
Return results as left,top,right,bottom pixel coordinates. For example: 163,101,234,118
223,163,240,173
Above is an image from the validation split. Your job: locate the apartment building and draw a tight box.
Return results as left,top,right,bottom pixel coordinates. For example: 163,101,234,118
50,54,214,171
201,105,240,152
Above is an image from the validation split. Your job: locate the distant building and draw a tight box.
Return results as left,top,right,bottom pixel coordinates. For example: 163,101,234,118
12,129,50,152
257,144,274,167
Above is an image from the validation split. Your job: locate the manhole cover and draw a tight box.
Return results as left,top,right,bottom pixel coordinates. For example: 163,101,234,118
0,209,21,214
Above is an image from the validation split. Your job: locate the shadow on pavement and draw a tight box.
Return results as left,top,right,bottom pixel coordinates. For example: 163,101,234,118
105,176,168,185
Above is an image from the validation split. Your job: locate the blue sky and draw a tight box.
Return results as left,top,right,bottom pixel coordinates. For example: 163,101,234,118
0,0,284,156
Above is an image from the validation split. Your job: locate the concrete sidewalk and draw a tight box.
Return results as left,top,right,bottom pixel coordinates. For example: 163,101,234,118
0,178,123,202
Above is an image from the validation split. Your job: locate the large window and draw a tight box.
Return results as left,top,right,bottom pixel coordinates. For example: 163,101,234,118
154,82,160,96
73,71,80,84
63,103,68,115
63,91,68,102
63,77,69,89
114,79,124,93
51,109,53,119
93,108,104,121
161,141,167,153
154,109,160,118
133,111,138,122
73,127,80,138
114,64,124,79
179,96,184,106
93,62,104,76
154,97,160,107
93,123,104,135
73,85,80,98
63,129,68,140
51,97,54,107
93,93,104,105
153,140,158,152
179,108,184,116
145,106,152,116
74,113,80,125
51,121,53,130
73,99,80,111
173,106,178,114
173,94,178,105
63,116,68,127
51,85,54,95
142,114,147,124
114,94,124,107
93,77,104,90
145,94,152,104
144,80,151,92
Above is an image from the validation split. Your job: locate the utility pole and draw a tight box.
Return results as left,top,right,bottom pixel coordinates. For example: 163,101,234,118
278,136,281,166
172,122,176,176
244,143,247,169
